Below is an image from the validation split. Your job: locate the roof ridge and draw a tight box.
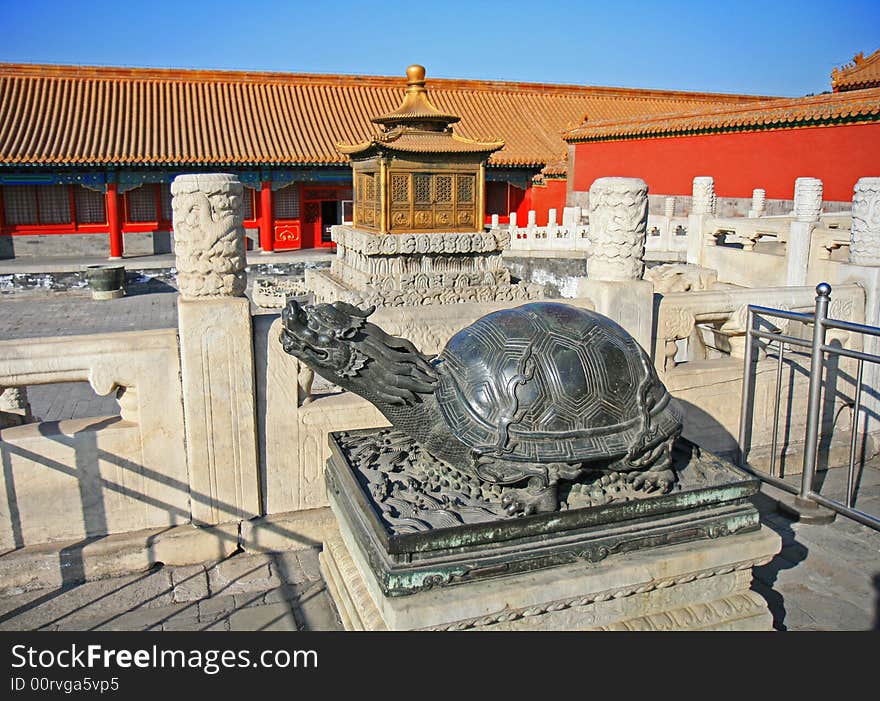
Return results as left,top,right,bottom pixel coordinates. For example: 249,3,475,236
0,62,775,101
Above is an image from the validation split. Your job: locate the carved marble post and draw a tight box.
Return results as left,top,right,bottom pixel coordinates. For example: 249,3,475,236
172,174,260,525
793,177,823,223
688,176,715,265
847,178,880,451
664,197,676,219
586,177,648,281
0,387,32,428
849,177,880,266
579,177,652,350
786,177,823,286
562,206,581,226
749,189,766,218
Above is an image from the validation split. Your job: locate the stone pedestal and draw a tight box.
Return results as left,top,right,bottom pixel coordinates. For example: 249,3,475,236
177,298,260,524
319,427,781,631
576,278,654,352
321,517,780,631
172,173,260,525
786,221,814,286
308,225,542,307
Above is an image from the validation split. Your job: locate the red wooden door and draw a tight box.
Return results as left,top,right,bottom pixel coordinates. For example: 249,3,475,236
301,201,320,249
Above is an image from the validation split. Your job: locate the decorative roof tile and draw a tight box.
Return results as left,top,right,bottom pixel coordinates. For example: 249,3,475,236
832,49,880,92
563,88,880,143
0,63,771,168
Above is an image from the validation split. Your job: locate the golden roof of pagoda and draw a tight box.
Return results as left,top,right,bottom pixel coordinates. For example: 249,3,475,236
370,64,461,127
337,65,505,158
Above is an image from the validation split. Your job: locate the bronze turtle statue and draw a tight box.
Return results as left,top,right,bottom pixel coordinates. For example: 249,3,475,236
281,300,682,515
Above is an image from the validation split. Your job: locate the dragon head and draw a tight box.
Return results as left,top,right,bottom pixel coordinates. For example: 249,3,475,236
280,299,375,382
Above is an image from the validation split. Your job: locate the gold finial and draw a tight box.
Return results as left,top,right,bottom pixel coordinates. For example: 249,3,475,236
406,64,426,91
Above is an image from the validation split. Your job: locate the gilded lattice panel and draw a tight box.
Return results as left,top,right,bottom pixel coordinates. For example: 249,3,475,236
414,175,431,204
391,174,410,203
435,176,453,204
456,175,475,204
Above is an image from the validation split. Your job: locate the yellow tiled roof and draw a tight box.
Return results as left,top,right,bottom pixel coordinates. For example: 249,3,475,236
0,63,771,168
563,88,880,142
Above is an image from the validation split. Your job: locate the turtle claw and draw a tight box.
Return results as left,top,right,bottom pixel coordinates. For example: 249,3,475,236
638,468,675,494
500,480,559,517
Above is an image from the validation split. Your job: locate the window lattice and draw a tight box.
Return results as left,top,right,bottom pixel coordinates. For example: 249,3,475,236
75,186,106,224
414,175,431,203
2,186,39,225
159,186,173,222
435,176,452,204
273,184,300,219
240,188,254,220
391,174,410,203
363,174,375,204
37,185,71,224
456,175,474,203
127,185,157,222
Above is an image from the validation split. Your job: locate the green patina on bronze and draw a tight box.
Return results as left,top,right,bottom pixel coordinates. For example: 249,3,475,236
326,429,761,597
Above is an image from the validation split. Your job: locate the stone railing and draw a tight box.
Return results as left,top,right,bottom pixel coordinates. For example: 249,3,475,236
503,208,590,253
654,283,866,466
500,204,688,259
0,329,189,549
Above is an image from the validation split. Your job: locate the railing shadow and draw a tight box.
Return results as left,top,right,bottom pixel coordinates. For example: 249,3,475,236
0,413,329,630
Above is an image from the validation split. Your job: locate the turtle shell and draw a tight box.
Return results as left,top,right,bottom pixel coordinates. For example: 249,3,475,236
434,302,681,463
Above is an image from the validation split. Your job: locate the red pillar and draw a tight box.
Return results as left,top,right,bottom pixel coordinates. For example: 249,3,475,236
259,181,274,253
106,183,123,259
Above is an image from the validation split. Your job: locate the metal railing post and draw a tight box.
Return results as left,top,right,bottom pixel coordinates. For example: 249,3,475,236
737,306,757,467
799,282,831,504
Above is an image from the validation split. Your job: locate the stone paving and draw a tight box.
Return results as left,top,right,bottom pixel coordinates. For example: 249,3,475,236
0,547,342,632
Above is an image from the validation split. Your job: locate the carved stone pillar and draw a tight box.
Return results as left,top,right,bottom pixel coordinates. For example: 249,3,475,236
664,197,676,219
688,177,715,265
171,174,247,298
580,177,652,351
586,177,648,281
793,177,823,223
0,386,32,428
691,176,716,215
849,177,880,266
749,189,766,218
172,173,260,525
786,178,823,286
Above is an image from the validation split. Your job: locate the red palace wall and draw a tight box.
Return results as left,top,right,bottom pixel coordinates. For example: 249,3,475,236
572,123,880,202
516,179,567,225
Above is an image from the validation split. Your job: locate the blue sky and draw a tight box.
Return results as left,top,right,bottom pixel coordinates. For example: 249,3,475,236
1,0,878,96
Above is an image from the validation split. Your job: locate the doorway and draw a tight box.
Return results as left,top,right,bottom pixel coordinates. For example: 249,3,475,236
321,200,340,245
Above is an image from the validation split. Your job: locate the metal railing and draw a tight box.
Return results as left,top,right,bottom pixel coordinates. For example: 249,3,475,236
737,282,880,530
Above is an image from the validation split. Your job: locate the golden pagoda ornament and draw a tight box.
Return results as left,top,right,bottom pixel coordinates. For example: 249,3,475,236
338,64,504,234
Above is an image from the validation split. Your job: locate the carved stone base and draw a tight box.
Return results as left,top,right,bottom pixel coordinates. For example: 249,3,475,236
320,518,780,630
309,225,543,307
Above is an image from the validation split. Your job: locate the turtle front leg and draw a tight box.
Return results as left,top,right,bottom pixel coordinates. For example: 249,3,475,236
501,476,558,516
623,436,677,494
498,463,579,516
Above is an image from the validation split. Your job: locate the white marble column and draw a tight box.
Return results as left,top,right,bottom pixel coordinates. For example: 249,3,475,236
786,177,822,286
578,177,653,350
0,387,32,428
844,178,880,451
849,177,880,266
687,176,715,265
749,188,766,218
172,174,260,525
